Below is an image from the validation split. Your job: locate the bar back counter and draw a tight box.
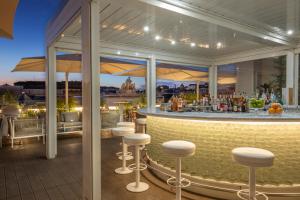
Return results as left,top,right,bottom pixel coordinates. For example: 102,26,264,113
139,109,300,200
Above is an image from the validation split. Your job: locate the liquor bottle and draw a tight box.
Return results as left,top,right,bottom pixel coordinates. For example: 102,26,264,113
178,97,183,111
208,94,212,106
223,96,228,112
233,98,238,112
212,97,218,111
270,89,276,103
227,96,232,112
171,96,178,111
216,96,221,111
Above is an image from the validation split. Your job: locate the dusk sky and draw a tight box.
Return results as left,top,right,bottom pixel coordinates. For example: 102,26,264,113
0,0,146,88
0,0,207,90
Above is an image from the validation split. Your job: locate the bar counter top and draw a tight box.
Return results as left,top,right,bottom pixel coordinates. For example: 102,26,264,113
139,107,300,198
138,108,300,121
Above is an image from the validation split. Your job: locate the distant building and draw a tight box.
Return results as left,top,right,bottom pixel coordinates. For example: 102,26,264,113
0,84,23,95
100,86,119,94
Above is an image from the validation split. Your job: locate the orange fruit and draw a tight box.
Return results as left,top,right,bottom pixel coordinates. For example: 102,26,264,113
277,107,283,113
269,108,275,114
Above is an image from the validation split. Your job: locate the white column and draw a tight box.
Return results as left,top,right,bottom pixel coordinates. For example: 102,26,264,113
294,54,299,105
147,55,156,110
287,0,300,32
65,72,69,111
46,45,57,159
209,65,217,98
286,52,295,105
81,0,101,200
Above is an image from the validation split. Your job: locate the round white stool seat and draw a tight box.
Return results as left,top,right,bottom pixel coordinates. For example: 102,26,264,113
136,118,147,125
162,140,196,158
232,147,274,168
124,134,150,146
117,122,135,128
112,127,135,137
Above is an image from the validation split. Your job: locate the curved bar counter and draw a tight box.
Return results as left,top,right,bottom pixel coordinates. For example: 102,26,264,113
139,109,300,200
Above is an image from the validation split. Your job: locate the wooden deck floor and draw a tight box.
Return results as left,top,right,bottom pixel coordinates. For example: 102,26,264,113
0,136,214,200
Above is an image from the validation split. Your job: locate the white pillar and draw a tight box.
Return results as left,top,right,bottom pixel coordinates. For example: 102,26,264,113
286,52,295,105
46,45,57,159
287,0,300,32
65,72,69,111
81,0,101,199
294,54,299,105
147,55,156,110
209,65,217,98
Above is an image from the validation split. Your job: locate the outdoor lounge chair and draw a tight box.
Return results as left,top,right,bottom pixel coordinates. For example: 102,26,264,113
9,117,45,148
57,112,82,135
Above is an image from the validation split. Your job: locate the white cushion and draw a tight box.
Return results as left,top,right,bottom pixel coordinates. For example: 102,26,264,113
124,134,151,146
232,147,275,168
112,127,135,137
62,112,80,122
117,122,135,128
162,140,196,157
136,118,147,125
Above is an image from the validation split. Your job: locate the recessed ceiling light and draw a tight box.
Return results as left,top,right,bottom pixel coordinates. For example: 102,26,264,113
171,40,176,45
117,51,121,55
190,42,196,47
287,30,294,35
155,35,161,40
61,34,65,38
216,42,222,48
143,26,149,32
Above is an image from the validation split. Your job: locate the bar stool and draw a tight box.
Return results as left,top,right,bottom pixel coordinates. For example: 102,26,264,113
124,134,151,192
117,121,135,129
232,147,275,200
112,127,135,174
136,118,147,133
116,122,135,160
162,140,196,200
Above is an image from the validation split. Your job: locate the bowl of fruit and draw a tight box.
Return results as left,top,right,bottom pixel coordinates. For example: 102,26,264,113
249,98,265,109
268,103,283,115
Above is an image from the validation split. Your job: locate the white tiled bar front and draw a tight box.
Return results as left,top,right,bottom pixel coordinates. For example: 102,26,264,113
139,109,300,200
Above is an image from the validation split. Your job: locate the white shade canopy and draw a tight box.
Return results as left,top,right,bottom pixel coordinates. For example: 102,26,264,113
0,0,19,39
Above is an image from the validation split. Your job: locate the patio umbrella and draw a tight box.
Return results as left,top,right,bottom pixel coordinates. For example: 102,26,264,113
12,55,145,110
0,0,19,39
12,55,144,74
12,54,209,105
13,54,209,81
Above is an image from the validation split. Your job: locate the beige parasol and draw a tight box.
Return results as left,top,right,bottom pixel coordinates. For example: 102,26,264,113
0,0,19,39
13,54,209,106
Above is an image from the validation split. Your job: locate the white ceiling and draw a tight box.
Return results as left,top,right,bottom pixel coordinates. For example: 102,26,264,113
180,0,300,38
62,0,299,59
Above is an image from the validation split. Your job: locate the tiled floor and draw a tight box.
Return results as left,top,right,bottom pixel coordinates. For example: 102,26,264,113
0,136,214,200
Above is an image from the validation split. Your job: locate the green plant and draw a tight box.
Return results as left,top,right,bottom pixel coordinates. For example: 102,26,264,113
57,98,66,112
139,94,146,107
100,96,107,107
182,93,197,104
132,94,147,108
271,56,286,96
24,110,38,118
2,91,18,105
57,97,79,112
68,97,78,111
